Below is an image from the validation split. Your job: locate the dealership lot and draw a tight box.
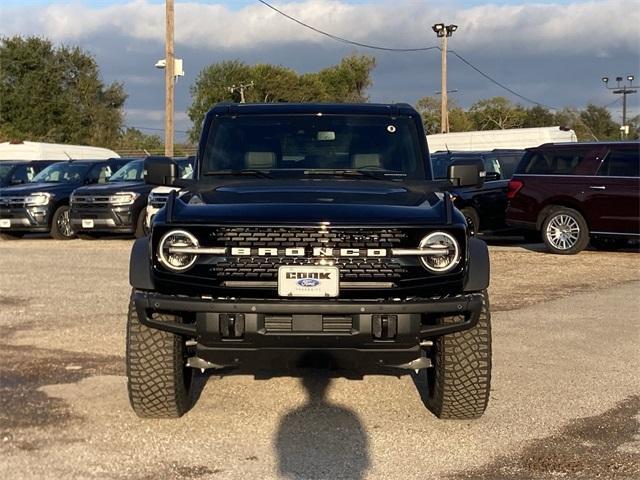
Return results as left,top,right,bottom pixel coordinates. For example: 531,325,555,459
0,238,639,479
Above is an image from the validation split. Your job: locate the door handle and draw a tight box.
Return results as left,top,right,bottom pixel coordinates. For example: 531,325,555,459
589,186,606,190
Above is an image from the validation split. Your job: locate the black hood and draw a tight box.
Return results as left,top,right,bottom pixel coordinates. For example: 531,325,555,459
72,181,153,196
167,179,451,226
0,181,79,198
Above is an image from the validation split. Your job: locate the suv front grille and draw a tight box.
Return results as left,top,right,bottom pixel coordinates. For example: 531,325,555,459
209,227,408,282
213,227,405,249
149,193,170,209
72,196,111,208
0,196,26,208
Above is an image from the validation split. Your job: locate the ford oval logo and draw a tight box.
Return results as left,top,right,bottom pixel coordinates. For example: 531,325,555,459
297,278,320,287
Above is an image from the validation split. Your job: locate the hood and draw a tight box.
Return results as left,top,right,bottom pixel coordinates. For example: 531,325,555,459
167,179,450,226
72,181,152,196
0,181,78,197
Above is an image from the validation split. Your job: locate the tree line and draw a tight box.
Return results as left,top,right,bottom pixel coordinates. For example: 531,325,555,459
0,35,637,154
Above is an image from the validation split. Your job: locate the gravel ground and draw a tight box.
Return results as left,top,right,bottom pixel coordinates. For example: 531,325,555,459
0,238,639,479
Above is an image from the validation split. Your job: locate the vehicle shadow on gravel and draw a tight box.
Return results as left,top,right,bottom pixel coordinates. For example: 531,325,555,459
274,372,370,480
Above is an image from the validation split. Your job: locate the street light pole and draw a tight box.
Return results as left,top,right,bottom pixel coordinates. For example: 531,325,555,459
165,0,175,157
602,75,638,139
432,23,458,134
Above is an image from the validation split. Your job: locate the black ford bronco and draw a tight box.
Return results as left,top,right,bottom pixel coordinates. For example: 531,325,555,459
127,103,491,419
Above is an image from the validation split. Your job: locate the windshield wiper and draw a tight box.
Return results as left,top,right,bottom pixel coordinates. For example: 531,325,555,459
203,169,273,178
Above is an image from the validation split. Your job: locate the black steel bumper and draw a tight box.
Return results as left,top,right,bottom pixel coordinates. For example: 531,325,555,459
70,205,136,233
0,206,51,232
133,290,484,370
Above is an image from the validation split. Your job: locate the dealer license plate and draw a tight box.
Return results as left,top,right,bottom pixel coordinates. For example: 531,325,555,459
278,266,339,297
82,219,95,229
0,219,10,228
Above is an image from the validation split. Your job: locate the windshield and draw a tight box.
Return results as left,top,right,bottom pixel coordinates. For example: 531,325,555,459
31,162,92,184
109,159,144,182
202,115,425,179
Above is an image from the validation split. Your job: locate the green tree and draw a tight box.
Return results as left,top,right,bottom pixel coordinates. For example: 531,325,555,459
415,96,473,134
0,36,127,146
187,54,376,141
115,127,163,154
579,103,620,140
469,96,527,130
523,105,555,128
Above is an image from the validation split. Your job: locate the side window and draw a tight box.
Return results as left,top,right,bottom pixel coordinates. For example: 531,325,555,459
597,149,640,177
86,164,113,184
524,150,584,175
10,165,31,184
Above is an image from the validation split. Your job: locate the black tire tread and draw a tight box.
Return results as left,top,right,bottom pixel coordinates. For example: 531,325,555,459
126,292,192,418
421,291,492,419
50,205,74,240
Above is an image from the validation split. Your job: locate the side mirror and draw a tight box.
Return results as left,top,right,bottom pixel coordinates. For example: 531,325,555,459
145,156,178,186
448,159,485,188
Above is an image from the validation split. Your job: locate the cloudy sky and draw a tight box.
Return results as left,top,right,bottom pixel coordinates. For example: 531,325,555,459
1,0,639,140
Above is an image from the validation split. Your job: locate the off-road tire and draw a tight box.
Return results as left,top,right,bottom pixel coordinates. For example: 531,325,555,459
126,291,194,418
50,205,75,240
541,206,590,255
0,232,24,240
415,290,492,419
134,210,148,238
460,207,480,236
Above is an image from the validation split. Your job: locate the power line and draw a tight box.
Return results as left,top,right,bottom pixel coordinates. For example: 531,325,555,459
256,0,439,52
256,0,554,109
447,50,556,110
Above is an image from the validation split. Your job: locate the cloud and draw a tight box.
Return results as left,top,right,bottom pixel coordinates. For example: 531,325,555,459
1,0,638,136
2,0,638,55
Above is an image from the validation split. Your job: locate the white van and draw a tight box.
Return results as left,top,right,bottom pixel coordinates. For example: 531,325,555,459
0,141,120,161
426,126,577,152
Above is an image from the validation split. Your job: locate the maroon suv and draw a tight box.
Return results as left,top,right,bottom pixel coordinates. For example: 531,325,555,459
506,141,639,254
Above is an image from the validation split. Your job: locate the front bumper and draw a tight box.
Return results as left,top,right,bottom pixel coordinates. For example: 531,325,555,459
70,205,136,233
0,205,51,232
133,290,483,370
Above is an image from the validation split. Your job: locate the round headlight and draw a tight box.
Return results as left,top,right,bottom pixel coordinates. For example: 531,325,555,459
158,230,199,272
419,231,460,273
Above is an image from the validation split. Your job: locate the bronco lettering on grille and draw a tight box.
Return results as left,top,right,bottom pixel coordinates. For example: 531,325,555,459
230,247,387,257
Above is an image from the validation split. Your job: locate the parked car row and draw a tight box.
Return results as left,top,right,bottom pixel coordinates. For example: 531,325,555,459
1,141,638,255
0,156,194,240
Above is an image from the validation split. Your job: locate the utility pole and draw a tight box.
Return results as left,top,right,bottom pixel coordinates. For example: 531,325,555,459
432,23,458,134
164,0,175,157
602,75,637,139
228,82,255,103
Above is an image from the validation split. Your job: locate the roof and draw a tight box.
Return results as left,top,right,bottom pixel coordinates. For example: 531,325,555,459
533,141,640,149
209,102,418,117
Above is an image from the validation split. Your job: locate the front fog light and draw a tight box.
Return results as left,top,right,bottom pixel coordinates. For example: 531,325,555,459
420,231,460,273
158,230,199,271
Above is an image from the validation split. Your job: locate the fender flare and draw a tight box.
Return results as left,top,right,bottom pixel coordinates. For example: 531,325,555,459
129,237,154,290
464,237,490,292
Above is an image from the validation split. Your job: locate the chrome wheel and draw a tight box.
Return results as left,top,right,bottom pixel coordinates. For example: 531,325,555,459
57,209,73,238
545,214,579,250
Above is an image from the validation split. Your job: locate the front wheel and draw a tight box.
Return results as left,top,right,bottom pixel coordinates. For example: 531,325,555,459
460,207,480,236
414,291,492,419
126,291,194,418
542,207,590,254
134,210,149,238
50,206,75,240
